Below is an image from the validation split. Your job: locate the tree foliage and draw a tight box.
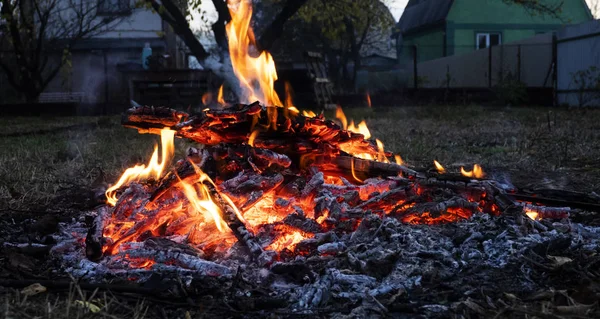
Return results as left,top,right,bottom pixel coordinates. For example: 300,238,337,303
288,0,394,91
0,0,129,102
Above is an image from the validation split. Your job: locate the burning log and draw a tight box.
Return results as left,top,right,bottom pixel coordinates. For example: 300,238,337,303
522,204,571,220
122,105,387,162
203,181,265,261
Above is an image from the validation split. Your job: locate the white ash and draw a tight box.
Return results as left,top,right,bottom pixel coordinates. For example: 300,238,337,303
48,200,600,312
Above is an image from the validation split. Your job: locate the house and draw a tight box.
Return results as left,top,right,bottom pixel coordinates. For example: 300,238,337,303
0,0,214,111
392,0,594,63
41,2,192,108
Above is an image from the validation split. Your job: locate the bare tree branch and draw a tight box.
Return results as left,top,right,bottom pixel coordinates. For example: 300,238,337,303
257,0,308,51
0,0,131,101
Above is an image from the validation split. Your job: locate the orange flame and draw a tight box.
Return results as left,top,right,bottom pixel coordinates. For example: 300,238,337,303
202,92,213,106
335,105,348,130
366,92,372,108
375,139,389,163
348,120,371,140
226,0,282,107
179,164,229,233
248,129,260,147
351,158,364,183
395,155,404,165
461,164,485,179
284,81,294,108
106,129,175,206
217,84,225,105
525,209,540,221
434,160,446,174
303,110,317,118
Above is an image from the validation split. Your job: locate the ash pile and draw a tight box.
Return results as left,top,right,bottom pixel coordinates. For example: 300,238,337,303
51,104,600,317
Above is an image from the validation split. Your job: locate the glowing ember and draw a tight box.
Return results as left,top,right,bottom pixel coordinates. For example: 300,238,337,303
366,92,372,108
265,229,307,252
105,129,175,206
461,164,485,179
434,160,446,174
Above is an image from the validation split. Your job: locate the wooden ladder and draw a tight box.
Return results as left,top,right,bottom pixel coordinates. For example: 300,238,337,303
303,51,336,110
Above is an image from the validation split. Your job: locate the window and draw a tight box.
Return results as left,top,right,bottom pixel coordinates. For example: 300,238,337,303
97,0,131,15
476,33,501,49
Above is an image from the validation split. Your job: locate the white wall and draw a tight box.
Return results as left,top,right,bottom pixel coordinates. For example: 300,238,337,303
94,9,163,39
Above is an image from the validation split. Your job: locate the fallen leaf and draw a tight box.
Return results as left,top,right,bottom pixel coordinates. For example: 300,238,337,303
548,255,573,267
74,300,101,313
21,283,47,296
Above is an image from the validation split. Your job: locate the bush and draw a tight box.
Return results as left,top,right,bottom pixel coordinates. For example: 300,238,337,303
494,71,527,106
571,66,600,107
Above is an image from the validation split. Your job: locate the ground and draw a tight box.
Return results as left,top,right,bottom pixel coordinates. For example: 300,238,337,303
1,105,600,318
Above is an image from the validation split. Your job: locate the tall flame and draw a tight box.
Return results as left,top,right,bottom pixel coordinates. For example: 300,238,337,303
106,129,175,206
226,0,282,107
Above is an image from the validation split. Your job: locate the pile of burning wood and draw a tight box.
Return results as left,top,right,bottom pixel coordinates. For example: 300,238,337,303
60,102,575,276
46,101,600,316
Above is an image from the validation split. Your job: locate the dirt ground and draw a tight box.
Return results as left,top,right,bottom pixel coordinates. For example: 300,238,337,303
1,105,600,318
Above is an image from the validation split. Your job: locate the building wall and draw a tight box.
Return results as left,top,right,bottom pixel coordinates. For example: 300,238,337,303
95,8,163,39
401,26,446,63
447,0,592,56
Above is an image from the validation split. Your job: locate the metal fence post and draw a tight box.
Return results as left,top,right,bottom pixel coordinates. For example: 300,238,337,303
552,33,558,106
517,45,521,82
488,46,492,88
413,45,418,89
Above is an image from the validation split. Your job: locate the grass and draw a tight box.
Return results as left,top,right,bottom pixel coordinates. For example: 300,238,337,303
2,105,600,211
0,117,195,210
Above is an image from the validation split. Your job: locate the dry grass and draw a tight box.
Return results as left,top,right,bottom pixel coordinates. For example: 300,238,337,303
0,117,194,210
2,105,600,211
2,284,151,319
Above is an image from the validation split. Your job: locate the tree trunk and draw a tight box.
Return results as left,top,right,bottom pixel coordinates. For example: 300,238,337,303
211,0,231,54
257,0,309,51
